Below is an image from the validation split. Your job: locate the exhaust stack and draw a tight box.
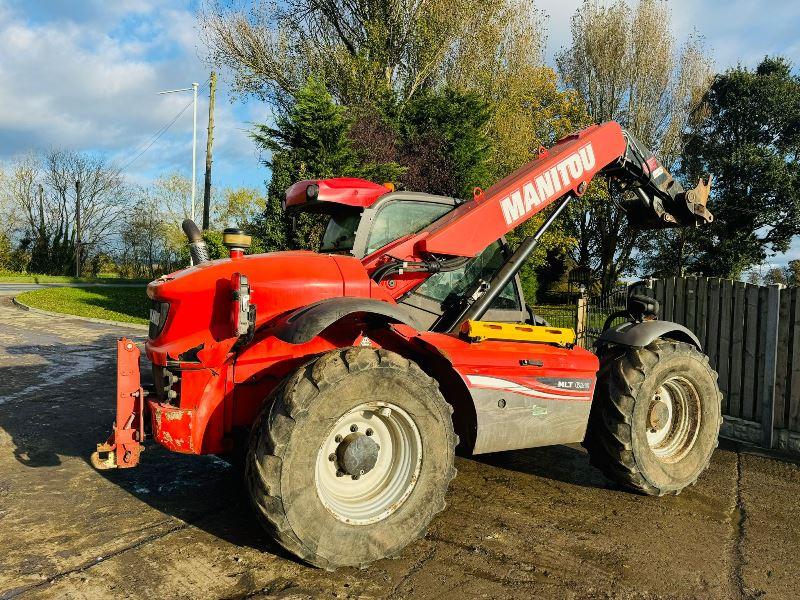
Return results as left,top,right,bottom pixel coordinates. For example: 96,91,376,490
182,219,210,264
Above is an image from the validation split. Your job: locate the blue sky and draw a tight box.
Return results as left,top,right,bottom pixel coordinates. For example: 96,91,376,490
1,0,799,265
0,0,271,191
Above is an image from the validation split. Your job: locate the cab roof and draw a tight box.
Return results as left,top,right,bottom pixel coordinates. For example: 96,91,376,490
284,178,392,212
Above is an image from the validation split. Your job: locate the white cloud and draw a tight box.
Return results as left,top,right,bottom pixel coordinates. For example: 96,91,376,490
0,0,264,191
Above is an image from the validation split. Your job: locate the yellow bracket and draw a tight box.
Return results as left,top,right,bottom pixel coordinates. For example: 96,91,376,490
460,320,576,346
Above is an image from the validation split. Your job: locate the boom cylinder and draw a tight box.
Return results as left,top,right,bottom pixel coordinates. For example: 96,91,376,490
447,195,572,332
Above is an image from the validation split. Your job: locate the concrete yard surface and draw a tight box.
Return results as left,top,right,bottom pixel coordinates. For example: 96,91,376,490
0,294,798,599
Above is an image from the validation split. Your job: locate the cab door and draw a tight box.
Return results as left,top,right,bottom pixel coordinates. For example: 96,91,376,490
350,194,528,330
399,240,527,329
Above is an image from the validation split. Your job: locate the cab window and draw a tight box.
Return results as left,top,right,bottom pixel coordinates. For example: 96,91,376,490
415,241,520,310
366,201,451,255
320,211,361,253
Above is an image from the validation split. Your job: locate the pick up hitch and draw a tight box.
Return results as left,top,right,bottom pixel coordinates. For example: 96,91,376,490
90,338,146,470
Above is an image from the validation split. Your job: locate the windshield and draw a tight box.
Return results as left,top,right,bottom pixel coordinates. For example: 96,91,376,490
366,201,452,255
320,211,361,253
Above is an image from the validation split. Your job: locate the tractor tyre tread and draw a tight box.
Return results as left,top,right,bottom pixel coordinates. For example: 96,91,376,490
583,339,722,496
245,347,457,569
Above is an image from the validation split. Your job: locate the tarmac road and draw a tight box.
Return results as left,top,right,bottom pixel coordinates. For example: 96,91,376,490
0,292,798,600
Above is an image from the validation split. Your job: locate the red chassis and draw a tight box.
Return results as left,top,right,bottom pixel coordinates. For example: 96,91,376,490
92,121,710,468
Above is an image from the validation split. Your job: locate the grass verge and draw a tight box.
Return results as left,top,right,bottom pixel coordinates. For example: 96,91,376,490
0,271,148,284
16,286,149,325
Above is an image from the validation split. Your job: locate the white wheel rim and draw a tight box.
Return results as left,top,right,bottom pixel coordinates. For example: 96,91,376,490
315,402,422,525
646,375,702,463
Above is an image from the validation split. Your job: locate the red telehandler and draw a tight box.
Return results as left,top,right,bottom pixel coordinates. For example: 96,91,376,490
93,121,718,569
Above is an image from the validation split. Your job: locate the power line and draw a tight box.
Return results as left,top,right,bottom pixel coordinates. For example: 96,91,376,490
116,77,214,175
116,98,194,173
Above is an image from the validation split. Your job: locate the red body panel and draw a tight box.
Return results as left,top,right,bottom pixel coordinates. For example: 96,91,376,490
142,251,391,455
145,251,374,366
414,331,598,453
285,177,389,210
100,122,635,465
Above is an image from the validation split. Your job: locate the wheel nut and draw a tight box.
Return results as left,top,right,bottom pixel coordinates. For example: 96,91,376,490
350,424,358,432
366,428,374,436
335,434,343,443
328,453,336,462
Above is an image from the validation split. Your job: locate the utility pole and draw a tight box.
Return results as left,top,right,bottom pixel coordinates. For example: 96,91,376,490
37,185,45,235
202,71,216,230
158,82,200,223
75,179,81,277
191,81,198,224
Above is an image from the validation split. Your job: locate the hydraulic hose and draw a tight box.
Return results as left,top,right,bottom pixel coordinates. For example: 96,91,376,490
371,255,471,284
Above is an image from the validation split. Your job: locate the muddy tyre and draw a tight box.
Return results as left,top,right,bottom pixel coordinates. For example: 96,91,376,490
245,347,458,569
584,339,722,496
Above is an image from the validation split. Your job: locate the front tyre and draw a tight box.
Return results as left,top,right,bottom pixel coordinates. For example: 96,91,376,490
584,339,722,496
246,347,457,569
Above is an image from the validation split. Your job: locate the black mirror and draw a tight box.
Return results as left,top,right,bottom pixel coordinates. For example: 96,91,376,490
627,293,659,321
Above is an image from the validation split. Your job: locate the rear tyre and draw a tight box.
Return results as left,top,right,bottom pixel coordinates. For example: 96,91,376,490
584,339,722,496
246,347,457,569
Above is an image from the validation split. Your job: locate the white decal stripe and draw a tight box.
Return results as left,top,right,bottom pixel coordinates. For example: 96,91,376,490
529,382,592,397
523,388,590,401
466,375,588,402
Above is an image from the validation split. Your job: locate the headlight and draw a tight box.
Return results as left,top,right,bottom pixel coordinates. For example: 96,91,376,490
149,300,170,339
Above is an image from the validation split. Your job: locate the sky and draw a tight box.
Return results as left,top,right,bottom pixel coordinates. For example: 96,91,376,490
0,0,799,265
0,0,271,191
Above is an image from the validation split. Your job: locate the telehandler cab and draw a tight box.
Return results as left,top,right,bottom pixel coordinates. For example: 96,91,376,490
93,121,720,569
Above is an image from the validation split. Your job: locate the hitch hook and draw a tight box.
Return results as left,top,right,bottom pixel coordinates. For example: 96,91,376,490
91,338,146,470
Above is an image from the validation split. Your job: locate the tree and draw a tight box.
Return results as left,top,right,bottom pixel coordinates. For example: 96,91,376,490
681,57,800,278
215,187,266,230
763,267,788,287
393,87,491,198
556,0,712,291
251,77,367,251
0,233,12,271
786,260,800,287
745,270,762,285
442,2,583,180
201,0,525,109
44,149,125,271
152,172,195,223
118,175,222,279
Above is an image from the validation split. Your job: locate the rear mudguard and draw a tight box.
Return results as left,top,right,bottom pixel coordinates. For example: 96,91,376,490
596,319,701,350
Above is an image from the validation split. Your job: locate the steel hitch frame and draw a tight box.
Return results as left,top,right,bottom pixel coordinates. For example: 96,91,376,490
90,338,146,470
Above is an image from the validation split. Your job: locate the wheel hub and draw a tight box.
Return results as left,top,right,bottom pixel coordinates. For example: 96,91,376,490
336,433,379,477
647,397,670,432
646,377,702,463
315,402,423,525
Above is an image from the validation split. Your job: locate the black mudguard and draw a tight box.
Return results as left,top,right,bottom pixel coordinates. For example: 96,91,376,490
274,297,423,344
596,319,701,350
